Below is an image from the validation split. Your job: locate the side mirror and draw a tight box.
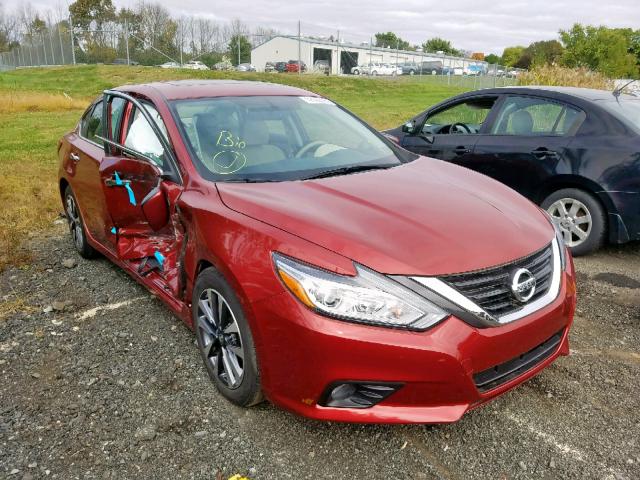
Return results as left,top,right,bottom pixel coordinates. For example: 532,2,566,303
401,121,416,134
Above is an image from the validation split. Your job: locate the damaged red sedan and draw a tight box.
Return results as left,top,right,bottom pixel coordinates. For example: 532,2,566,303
58,80,576,423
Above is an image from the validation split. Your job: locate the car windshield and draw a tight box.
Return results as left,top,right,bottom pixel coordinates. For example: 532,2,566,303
172,95,412,182
599,95,640,131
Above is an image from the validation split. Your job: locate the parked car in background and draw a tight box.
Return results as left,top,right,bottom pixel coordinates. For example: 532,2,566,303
399,62,419,75
58,80,575,424
112,58,139,66
236,63,256,72
313,59,330,74
386,86,640,255
464,64,485,76
274,61,287,72
212,60,234,71
265,62,276,72
351,63,398,76
183,60,209,70
158,61,180,69
285,60,306,73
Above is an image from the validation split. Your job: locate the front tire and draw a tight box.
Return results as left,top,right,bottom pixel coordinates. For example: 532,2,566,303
541,188,606,256
193,267,263,407
64,186,97,259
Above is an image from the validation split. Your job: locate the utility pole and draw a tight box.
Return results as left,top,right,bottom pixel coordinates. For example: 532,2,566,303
58,25,65,64
125,19,130,65
237,36,241,66
41,32,48,65
336,29,339,75
70,15,76,65
179,20,183,66
369,36,372,76
50,31,55,64
297,20,301,75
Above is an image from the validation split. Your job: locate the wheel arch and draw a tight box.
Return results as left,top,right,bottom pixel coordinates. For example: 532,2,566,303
534,175,616,215
59,177,70,202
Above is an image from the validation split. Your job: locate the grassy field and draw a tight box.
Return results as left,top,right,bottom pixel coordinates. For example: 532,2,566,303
0,65,467,270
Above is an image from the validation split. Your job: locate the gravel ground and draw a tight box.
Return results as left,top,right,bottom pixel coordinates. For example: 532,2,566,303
1,223,639,480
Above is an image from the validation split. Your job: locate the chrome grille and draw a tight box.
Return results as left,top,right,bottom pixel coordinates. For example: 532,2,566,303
441,244,554,318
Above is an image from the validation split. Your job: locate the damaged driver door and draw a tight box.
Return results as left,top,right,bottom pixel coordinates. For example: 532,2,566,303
98,91,184,296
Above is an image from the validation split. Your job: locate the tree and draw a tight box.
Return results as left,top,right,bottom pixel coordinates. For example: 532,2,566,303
227,34,251,65
0,4,19,51
560,24,637,78
68,0,115,30
374,31,411,50
501,46,525,67
422,37,459,56
485,53,500,64
516,40,564,69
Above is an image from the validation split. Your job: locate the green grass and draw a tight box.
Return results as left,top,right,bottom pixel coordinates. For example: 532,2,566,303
0,64,467,269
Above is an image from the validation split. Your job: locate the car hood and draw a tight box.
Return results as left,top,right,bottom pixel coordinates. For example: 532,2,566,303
217,157,553,276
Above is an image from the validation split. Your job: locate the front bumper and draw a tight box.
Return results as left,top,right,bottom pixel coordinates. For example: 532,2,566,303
249,267,576,424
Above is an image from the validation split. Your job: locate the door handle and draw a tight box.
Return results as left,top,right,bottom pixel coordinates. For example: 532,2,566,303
70,152,80,162
531,148,559,159
453,146,471,155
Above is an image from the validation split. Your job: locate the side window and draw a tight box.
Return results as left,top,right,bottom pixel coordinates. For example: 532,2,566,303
109,97,127,140
81,100,104,144
423,97,497,134
491,96,585,136
122,102,169,168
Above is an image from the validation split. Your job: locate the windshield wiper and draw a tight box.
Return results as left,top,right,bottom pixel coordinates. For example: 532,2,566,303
301,164,395,180
222,178,280,183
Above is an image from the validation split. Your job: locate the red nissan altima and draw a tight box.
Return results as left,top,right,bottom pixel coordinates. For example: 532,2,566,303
57,80,576,423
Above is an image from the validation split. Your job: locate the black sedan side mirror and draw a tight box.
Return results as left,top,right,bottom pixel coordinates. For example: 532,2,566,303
402,121,416,134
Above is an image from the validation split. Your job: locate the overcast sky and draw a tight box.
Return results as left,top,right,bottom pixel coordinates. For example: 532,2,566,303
11,0,640,54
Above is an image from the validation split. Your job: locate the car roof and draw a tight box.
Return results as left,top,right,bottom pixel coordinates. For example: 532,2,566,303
118,80,318,100
469,85,620,101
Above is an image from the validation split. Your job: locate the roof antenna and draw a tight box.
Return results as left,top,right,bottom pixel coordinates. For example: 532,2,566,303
613,79,637,98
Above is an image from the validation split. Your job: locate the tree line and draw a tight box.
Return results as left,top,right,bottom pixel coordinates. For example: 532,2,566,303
374,26,640,79
2,1,639,78
0,0,273,66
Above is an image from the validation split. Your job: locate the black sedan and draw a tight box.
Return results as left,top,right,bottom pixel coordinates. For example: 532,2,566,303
386,86,640,255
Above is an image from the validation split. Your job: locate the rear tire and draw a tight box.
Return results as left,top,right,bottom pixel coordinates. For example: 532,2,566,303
64,186,97,259
193,267,263,407
541,188,606,256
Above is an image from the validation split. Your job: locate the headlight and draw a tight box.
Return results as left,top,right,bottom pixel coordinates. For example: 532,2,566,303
273,253,448,330
545,210,567,270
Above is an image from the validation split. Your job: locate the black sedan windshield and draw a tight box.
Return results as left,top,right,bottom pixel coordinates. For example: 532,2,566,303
172,96,412,181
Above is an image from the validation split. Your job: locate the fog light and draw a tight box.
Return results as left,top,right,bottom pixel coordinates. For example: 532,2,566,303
320,382,402,408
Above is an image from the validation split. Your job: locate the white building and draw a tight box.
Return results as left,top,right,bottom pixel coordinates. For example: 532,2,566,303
251,35,487,74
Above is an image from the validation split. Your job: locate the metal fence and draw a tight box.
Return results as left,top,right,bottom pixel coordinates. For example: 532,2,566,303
0,19,524,88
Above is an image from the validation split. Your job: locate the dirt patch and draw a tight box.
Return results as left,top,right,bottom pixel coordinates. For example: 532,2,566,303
1,227,639,479
593,272,640,289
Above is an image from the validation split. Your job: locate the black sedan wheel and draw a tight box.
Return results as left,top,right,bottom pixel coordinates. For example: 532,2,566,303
542,188,606,256
64,186,96,258
193,267,263,407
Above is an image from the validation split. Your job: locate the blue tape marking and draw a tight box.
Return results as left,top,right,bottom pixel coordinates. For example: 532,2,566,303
110,227,117,234
113,171,136,206
124,183,136,206
154,251,165,269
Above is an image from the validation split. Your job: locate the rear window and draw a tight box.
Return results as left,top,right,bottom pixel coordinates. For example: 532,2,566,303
599,96,640,131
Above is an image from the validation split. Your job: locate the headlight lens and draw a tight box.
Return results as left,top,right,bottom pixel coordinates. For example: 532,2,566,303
546,213,568,270
273,253,448,330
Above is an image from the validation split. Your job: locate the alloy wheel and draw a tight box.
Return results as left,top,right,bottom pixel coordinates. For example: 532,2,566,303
66,194,84,250
547,197,592,247
197,288,245,389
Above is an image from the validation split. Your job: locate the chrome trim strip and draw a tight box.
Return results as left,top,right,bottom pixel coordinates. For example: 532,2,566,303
411,240,561,327
499,239,560,323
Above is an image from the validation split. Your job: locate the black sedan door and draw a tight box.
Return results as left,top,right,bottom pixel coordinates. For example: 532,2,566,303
401,96,500,164
471,95,586,199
